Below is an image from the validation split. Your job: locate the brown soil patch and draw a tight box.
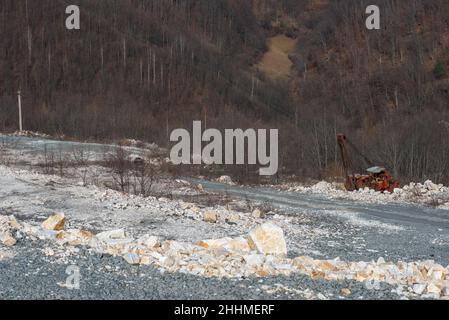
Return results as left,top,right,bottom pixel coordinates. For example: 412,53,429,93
257,35,297,79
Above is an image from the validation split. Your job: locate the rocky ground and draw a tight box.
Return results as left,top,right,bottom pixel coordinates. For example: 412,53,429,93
1,166,449,300
1,240,401,300
1,134,449,300
277,180,449,210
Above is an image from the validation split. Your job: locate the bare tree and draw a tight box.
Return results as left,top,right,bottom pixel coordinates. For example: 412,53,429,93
107,146,131,193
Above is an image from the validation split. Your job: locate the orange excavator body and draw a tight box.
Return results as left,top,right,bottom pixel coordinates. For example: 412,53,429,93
337,134,399,193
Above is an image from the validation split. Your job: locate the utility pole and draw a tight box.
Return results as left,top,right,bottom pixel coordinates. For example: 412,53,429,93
17,90,23,132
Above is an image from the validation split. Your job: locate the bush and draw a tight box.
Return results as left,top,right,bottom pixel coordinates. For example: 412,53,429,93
433,61,446,79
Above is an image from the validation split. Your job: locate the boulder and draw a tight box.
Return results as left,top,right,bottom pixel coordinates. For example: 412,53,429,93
217,175,234,185
96,229,133,245
227,237,251,252
424,180,440,192
292,256,315,270
340,288,351,296
443,286,449,297
0,216,18,246
96,229,126,241
180,202,199,212
252,209,265,219
0,231,16,247
8,216,21,230
140,255,151,265
355,271,371,282
203,211,218,223
244,254,265,268
377,257,386,264
189,205,200,213
41,213,65,231
311,270,326,280
430,269,445,281
427,282,442,296
35,229,59,240
198,238,232,249
317,260,338,271
160,240,190,256
198,237,250,252
413,283,426,295
246,222,287,256
123,253,140,265
137,235,160,249
56,229,95,246
311,181,335,193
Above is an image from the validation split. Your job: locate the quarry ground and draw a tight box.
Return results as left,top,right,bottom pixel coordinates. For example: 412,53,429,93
1,134,449,300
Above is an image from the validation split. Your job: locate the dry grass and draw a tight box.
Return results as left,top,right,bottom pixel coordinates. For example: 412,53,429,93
257,35,297,79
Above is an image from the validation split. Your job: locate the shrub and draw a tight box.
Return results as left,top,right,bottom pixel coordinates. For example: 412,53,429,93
433,61,446,79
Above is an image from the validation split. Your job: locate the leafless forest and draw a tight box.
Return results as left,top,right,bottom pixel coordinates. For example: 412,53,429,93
1,0,449,183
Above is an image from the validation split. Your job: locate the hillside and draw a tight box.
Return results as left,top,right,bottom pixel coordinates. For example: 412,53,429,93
1,0,449,182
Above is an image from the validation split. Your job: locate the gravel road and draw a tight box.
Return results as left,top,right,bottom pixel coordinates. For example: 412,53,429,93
192,179,449,265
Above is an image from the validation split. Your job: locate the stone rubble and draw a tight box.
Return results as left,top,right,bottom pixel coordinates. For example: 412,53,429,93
340,288,351,296
117,138,160,152
123,252,141,265
225,213,240,225
282,180,449,209
216,175,235,185
252,209,265,219
12,130,51,139
3,213,449,299
56,229,95,246
203,211,218,223
0,215,20,247
41,213,66,231
246,222,287,257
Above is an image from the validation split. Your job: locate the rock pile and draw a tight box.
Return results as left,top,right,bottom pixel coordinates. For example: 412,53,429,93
12,130,51,138
285,180,449,209
0,215,20,247
293,256,449,299
4,213,449,299
216,175,235,185
401,180,447,196
118,138,159,151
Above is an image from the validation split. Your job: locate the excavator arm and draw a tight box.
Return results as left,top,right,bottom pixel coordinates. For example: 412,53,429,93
337,133,399,193
337,134,356,190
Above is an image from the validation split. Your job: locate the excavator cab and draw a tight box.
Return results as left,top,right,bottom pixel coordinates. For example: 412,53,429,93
337,134,399,193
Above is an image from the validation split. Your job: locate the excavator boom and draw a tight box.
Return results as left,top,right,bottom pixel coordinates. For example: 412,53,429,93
337,133,399,193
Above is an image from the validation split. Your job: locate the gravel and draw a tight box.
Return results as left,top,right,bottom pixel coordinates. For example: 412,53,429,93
0,240,401,300
196,179,449,266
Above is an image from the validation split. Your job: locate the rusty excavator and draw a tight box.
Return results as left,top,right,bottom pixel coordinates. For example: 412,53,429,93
337,133,399,193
